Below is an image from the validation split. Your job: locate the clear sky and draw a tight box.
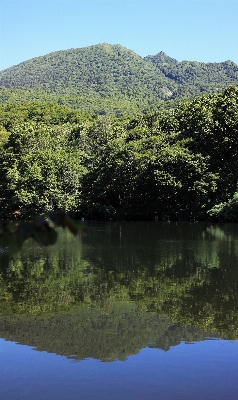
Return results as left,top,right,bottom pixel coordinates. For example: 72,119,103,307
1,0,238,71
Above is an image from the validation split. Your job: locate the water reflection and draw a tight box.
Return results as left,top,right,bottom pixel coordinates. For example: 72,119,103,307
0,304,209,361
0,221,238,361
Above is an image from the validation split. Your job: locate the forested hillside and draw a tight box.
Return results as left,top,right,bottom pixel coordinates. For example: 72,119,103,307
145,51,238,98
0,86,238,221
0,44,238,116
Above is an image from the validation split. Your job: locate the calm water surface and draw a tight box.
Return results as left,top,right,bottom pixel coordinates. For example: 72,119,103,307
0,221,238,400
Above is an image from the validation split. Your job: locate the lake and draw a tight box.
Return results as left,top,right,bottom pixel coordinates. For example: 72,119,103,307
0,221,238,400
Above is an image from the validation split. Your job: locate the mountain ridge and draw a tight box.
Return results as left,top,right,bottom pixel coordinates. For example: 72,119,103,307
0,43,235,72
0,43,238,116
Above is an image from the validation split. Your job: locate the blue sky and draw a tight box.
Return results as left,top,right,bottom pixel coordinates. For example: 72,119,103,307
1,0,238,71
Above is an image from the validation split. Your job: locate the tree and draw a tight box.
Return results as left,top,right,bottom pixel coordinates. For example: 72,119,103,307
2,122,86,216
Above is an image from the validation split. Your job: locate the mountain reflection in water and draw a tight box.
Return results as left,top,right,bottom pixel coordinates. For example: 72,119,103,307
1,221,238,361
0,306,209,361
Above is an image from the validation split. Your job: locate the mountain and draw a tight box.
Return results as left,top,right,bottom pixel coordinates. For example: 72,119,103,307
0,44,174,99
0,43,238,116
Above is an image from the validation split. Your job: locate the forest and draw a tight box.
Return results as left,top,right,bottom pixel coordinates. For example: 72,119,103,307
0,85,238,221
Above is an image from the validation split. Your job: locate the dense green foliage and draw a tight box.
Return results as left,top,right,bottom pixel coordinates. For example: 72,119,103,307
0,44,238,116
0,86,238,221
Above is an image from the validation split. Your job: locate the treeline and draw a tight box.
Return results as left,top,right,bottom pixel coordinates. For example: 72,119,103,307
0,85,238,221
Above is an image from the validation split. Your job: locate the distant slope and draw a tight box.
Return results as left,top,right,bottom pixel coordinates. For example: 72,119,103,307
0,43,238,116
